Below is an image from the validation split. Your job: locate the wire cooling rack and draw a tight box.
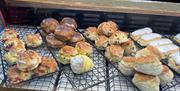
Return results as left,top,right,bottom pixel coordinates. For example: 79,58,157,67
0,25,60,91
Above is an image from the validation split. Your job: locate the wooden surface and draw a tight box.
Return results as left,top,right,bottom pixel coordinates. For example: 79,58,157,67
7,0,180,16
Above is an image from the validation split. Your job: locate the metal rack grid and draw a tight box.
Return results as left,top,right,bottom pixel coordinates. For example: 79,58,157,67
0,25,60,91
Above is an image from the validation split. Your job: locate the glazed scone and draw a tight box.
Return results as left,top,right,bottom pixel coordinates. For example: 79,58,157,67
137,33,162,46
40,18,59,34
25,33,42,47
174,33,180,43
70,55,94,74
105,45,124,62
84,27,99,41
109,31,128,45
134,55,163,76
54,25,74,41
168,51,180,74
17,50,42,71
135,46,163,60
154,44,179,59
118,56,136,76
7,65,33,84
158,65,174,85
4,38,26,52
69,32,85,46
1,29,19,42
120,39,137,55
97,21,118,36
46,33,65,48
148,38,172,47
60,17,77,30
95,35,109,50
75,41,93,55
131,27,152,41
132,72,160,91
35,56,58,76
59,45,78,64
4,51,19,64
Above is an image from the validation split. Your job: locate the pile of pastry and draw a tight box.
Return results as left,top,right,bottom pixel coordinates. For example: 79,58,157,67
174,33,180,43
1,29,58,84
40,17,94,74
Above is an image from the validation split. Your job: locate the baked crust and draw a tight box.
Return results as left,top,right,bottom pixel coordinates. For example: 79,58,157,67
75,41,93,55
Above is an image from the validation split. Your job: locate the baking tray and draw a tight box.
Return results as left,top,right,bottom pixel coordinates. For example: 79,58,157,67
0,25,61,91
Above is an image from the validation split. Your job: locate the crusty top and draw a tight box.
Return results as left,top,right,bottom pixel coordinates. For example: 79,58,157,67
161,65,171,74
70,32,85,42
95,35,109,46
60,17,77,30
86,27,98,34
39,56,57,71
106,45,124,56
26,33,42,43
122,56,136,63
19,50,41,63
135,55,159,64
40,18,59,33
60,45,78,56
75,41,92,53
146,46,162,60
120,39,134,49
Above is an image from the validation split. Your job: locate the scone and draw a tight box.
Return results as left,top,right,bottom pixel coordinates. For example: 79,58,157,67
174,33,180,43
154,44,179,59
4,51,19,64
109,31,128,45
158,65,174,85
84,27,99,41
135,46,163,60
17,50,42,71
97,21,118,36
4,38,26,52
46,33,65,49
132,72,160,91
40,18,59,34
75,41,93,55
105,45,124,62
148,38,172,47
54,25,74,41
60,17,77,30
120,39,137,55
118,56,136,76
131,27,152,41
1,29,19,42
7,65,33,84
59,45,78,64
168,51,180,74
95,35,109,50
134,55,163,76
70,55,94,74
35,56,58,76
137,33,162,46
69,32,85,46
25,33,42,47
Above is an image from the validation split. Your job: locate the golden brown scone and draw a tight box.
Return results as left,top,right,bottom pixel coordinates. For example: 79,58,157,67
4,50,20,65
75,41,93,55
158,65,174,85
105,45,124,62
60,17,77,30
120,39,137,56
17,50,42,71
59,45,78,64
69,32,85,46
2,29,19,42
35,56,58,76
7,65,33,84
25,33,42,47
54,25,74,41
4,38,26,53
46,33,65,48
118,56,136,76
135,46,163,60
95,35,109,50
168,51,180,74
40,18,59,34
134,55,163,76
97,21,118,36
109,31,128,45
84,27,99,41
132,72,160,91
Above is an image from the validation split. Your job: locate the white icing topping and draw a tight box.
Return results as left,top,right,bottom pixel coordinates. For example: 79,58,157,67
156,44,179,53
70,56,83,74
170,51,180,65
140,33,162,41
131,27,152,36
149,38,172,46
175,34,180,40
